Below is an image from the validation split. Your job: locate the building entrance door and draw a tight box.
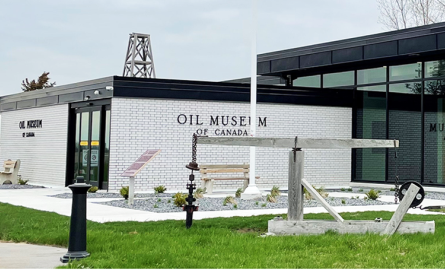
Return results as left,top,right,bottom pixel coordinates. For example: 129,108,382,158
71,103,110,189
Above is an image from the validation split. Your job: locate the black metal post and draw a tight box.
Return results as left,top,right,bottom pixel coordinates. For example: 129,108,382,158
184,134,199,229
60,176,91,263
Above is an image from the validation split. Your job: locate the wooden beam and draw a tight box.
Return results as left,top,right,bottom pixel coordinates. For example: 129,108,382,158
382,184,420,235
302,178,344,223
197,137,399,149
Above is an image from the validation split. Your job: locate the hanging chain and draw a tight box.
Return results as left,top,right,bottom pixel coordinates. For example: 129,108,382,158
394,139,399,204
192,133,197,164
186,133,199,171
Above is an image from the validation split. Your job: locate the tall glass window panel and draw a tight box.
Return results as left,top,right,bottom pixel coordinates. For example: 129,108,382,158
425,60,445,78
357,67,386,85
79,112,90,181
389,63,422,81
89,111,101,186
323,71,354,88
424,79,445,184
388,82,422,182
292,75,320,88
74,113,80,181
103,110,111,188
354,85,386,181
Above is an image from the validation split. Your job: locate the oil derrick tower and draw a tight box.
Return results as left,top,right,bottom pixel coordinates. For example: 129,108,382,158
122,33,156,78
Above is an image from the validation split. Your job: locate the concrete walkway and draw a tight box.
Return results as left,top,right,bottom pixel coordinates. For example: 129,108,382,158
1,184,445,268
0,241,66,269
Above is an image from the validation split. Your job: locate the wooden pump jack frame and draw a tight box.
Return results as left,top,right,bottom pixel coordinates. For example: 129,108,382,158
197,137,435,235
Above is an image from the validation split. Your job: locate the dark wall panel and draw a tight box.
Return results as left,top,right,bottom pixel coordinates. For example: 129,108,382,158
59,92,84,103
332,47,363,64
257,61,271,74
36,96,58,106
270,56,299,72
17,99,36,109
399,35,436,55
0,102,16,111
438,33,445,49
84,89,113,100
364,41,398,59
300,51,331,68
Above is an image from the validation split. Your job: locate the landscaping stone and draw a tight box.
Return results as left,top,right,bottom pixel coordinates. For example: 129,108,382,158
0,184,45,189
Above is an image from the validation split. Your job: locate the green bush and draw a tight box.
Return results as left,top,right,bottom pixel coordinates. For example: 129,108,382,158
304,185,328,200
173,193,187,207
271,186,281,197
347,188,353,192
341,199,346,204
340,188,346,191
194,188,205,199
120,186,129,200
223,196,236,206
88,186,99,193
266,194,277,203
235,188,243,198
154,185,167,194
17,178,29,185
365,189,380,200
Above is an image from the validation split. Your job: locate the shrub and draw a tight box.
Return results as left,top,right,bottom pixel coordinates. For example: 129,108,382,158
365,189,380,200
341,199,346,204
223,196,236,206
88,186,98,193
304,185,328,200
153,204,158,208
154,185,167,194
120,186,129,200
359,188,363,192
17,177,29,185
173,193,187,207
347,188,353,192
271,186,281,197
340,188,346,191
194,188,205,199
266,194,277,203
390,188,395,191
261,203,267,207
255,201,259,206
235,188,243,198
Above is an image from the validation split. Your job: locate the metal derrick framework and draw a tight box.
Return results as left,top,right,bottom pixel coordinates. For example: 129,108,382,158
123,33,156,78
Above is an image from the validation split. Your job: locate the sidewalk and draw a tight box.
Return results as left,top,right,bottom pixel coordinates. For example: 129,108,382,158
1,184,445,268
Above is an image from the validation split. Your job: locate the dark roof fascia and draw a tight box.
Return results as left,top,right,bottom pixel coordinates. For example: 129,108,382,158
112,76,353,107
258,22,445,62
0,77,114,112
0,76,114,104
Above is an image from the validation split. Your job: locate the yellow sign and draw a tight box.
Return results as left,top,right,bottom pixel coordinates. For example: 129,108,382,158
80,141,88,146
91,141,99,146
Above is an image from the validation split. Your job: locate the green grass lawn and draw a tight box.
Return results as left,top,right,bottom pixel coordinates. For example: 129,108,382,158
1,202,445,268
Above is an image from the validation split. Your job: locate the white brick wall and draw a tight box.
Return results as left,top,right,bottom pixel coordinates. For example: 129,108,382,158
0,105,68,186
109,98,352,191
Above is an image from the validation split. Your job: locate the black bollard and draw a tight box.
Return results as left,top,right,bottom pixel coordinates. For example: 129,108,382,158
60,176,91,263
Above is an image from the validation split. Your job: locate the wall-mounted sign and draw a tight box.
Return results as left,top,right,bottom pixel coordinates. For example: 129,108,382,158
82,149,98,167
176,114,268,136
19,119,42,138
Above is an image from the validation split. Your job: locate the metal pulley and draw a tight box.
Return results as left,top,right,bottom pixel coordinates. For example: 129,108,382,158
397,181,425,208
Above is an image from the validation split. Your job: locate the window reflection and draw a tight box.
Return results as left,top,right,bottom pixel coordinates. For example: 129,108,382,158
323,71,354,87
425,60,445,78
357,67,386,85
292,75,320,87
389,63,422,81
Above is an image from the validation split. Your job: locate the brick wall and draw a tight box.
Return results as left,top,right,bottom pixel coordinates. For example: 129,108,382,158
109,98,352,191
0,104,68,186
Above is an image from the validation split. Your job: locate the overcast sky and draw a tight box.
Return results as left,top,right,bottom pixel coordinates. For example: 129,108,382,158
0,0,385,96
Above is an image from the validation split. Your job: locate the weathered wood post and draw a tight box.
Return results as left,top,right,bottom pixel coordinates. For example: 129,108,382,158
128,176,135,206
288,149,304,221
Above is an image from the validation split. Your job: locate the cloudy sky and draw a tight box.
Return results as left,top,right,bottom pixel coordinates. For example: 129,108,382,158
0,0,385,96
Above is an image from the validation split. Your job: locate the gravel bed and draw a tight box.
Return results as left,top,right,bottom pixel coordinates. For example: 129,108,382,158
49,193,171,199
0,184,45,189
94,194,394,213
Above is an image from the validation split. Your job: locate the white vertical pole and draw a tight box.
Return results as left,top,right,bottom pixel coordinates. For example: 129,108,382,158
242,0,262,200
129,176,135,206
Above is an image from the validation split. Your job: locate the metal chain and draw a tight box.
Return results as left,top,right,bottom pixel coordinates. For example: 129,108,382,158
394,139,399,204
192,133,197,163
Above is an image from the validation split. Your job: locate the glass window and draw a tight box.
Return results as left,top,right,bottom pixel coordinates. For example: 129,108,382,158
389,63,422,81
389,82,422,94
357,85,386,92
292,75,320,87
425,60,445,78
323,71,354,88
354,89,386,181
424,79,445,95
357,67,386,85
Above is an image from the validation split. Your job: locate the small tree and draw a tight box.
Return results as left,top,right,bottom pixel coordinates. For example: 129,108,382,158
21,72,56,92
